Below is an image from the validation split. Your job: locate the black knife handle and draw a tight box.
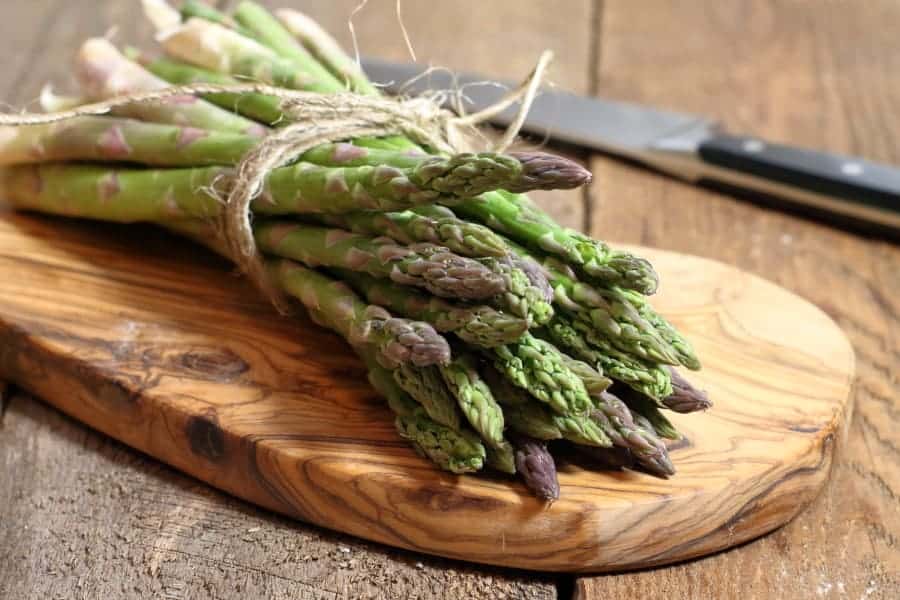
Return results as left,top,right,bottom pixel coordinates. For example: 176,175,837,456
697,133,900,214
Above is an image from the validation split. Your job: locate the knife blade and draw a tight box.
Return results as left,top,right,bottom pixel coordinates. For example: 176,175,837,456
362,57,900,232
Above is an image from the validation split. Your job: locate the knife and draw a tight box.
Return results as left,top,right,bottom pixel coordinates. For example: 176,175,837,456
362,58,900,232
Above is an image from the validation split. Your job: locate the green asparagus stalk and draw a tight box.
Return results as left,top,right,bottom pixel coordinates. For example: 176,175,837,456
479,255,554,326
618,287,702,370
75,38,266,137
0,116,255,166
485,442,517,475
126,48,286,126
665,369,711,413
2,150,573,223
509,433,560,501
618,387,682,441
340,138,654,294
542,313,673,399
270,259,450,368
456,191,659,295
179,0,255,38
317,206,508,258
438,352,507,449
392,364,462,430
394,408,487,474
482,365,607,445
232,1,346,92
255,222,505,300
337,270,529,348
558,354,612,395
590,391,674,477
488,333,592,416
276,8,380,95
527,253,678,365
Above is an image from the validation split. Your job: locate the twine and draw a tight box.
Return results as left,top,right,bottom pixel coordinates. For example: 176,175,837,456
0,51,553,314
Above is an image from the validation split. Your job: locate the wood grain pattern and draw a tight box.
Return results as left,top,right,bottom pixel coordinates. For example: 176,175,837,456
579,0,899,596
0,206,853,572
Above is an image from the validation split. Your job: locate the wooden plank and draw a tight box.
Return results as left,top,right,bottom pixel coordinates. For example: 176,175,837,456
580,0,900,598
234,0,593,231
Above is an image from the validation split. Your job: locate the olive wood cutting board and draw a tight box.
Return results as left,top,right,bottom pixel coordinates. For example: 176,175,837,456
0,209,855,572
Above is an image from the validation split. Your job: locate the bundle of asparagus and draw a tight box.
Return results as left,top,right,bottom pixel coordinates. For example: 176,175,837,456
0,0,711,501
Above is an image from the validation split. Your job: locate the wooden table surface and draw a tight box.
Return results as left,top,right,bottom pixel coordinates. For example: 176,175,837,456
0,1,897,598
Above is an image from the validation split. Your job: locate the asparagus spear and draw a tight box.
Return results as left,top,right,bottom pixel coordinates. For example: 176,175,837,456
1,149,568,223
541,313,674,399
179,0,255,38
317,207,508,258
393,364,462,430
333,138,652,294
488,333,592,416
483,365,608,446
75,38,266,137
590,391,675,477
618,287,701,370
438,352,507,450
270,259,450,368
558,354,612,395
457,191,659,295
276,8,380,95
371,362,485,475
0,117,256,166
126,48,286,126
232,1,346,92
485,442,517,475
337,270,529,348
509,433,560,502
480,255,554,326
255,222,505,300
665,369,711,413
395,412,487,474
617,386,682,441
157,17,342,94
527,253,678,365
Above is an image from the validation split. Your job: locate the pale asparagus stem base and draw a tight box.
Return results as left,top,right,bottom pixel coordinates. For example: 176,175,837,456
76,37,266,137
128,49,286,126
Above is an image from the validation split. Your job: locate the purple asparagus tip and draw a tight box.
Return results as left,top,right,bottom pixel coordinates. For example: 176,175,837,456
508,151,593,191
664,369,712,413
511,433,560,502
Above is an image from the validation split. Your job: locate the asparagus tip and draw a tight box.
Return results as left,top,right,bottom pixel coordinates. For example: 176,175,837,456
508,151,592,191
